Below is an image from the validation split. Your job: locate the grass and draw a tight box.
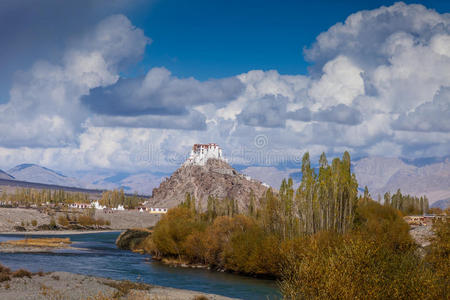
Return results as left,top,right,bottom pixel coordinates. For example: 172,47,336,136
0,237,71,248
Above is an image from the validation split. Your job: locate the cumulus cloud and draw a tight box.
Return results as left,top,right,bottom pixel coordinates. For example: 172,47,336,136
308,55,365,108
82,67,243,116
393,87,450,132
0,0,150,101
313,104,363,125
237,95,287,128
90,109,207,130
304,2,449,72
0,14,149,148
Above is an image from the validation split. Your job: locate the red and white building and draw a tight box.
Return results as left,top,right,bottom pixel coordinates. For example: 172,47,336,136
184,143,225,166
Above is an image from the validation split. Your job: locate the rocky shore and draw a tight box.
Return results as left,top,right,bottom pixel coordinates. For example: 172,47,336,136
0,271,238,300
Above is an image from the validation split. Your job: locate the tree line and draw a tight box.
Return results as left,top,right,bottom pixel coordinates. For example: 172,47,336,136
0,188,146,209
384,189,429,215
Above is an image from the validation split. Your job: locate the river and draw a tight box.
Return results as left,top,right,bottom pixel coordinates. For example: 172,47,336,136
0,232,280,299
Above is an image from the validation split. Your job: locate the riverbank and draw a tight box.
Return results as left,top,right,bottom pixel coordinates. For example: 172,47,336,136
0,207,161,232
0,229,122,235
0,271,238,300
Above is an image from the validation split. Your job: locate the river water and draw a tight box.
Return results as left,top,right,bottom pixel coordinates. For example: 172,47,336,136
0,232,280,299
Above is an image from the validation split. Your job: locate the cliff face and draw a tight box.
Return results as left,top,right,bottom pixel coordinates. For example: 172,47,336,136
147,159,268,210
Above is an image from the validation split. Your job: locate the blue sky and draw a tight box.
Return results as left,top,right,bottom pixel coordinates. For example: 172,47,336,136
131,0,450,79
0,1,449,173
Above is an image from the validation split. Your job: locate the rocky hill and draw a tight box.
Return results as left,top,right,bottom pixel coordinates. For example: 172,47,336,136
147,158,269,210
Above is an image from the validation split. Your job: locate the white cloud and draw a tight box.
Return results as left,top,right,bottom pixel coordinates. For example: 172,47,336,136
1,3,450,174
309,56,364,108
0,14,149,148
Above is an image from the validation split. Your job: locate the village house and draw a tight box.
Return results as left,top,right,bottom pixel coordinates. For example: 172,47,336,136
147,207,168,214
69,203,90,209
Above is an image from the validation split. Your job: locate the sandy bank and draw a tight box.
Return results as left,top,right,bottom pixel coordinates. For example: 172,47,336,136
0,271,238,300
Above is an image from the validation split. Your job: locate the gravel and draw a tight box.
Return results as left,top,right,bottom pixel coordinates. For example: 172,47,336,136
0,271,238,300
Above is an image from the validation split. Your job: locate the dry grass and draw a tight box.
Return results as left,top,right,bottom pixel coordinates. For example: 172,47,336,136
40,284,64,300
12,269,32,278
103,280,152,298
0,273,11,282
1,237,71,248
85,290,169,300
193,296,209,300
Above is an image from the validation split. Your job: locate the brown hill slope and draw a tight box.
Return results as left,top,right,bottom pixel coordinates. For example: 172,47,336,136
147,159,268,211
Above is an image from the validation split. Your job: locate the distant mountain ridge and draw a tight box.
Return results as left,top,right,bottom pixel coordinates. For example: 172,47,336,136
431,198,450,210
0,169,14,180
2,164,164,196
353,157,450,205
8,164,81,187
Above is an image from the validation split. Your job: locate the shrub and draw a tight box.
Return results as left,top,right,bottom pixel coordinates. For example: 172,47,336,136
31,219,37,226
0,273,11,282
116,229,151,251
49,217,57,229
95,217,106,226
13,225,26,232
279,232,433,299
425,220,450,298
0,264,11,274
12,269,32,278
57,215,69,227
78,215,95,226
152,207,203,257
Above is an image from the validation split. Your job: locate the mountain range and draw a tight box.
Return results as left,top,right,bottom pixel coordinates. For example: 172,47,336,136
1,156,449,208
0,169,14,180
3,164,164,196
353,157,450,205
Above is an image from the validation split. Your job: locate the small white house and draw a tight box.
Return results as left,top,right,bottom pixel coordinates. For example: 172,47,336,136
112,204,125,211
69,203,90,209
91,200,106,210
149,207,168,214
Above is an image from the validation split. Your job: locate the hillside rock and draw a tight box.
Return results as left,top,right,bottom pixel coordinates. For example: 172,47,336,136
147,158,268,210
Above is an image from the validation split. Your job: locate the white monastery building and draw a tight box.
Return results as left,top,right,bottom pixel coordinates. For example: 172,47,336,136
184,143,226,166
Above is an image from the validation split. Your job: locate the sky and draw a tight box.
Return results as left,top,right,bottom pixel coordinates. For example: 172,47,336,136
0,0,449,174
